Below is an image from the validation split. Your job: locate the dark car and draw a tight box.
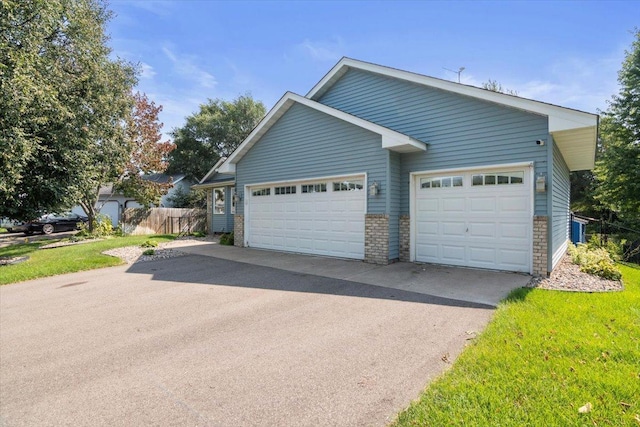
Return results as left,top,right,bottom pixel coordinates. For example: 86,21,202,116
26,213,89,235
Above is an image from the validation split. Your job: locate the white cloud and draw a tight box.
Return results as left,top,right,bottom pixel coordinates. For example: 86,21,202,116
162,46,217,89
140,62,156,79
298,37,346,62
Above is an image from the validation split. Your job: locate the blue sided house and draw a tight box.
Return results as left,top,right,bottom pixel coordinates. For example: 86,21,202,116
197,58,598,276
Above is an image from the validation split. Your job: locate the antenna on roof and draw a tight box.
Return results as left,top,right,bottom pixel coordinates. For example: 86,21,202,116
443,66,465,83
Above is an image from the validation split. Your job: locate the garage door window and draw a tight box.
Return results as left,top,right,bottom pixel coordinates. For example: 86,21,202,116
275,185,296,195
333,180,364,191
472,171,524,186
214,188,225,214
420,175,463,189
301,183,327,193
252,188,270,196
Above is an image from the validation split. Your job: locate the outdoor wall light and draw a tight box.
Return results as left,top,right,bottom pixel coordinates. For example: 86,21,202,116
369,181,379,197
233,193,242,203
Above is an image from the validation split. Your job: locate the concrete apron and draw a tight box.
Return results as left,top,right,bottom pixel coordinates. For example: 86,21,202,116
173,240,531,307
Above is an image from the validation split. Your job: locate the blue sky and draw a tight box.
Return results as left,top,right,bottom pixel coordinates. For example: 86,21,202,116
107,0,639,138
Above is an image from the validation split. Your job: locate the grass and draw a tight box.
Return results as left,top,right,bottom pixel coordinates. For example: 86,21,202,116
0,235,175,285
392,263,640,427
0,228,7,233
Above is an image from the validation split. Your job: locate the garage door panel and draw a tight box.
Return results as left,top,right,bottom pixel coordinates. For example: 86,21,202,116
500,223,529,239
442,198,465,212
468,246,496,264
441,221,466,237
415,167,531,273
468,222,496,238
248,177,365,260
469,197,496,213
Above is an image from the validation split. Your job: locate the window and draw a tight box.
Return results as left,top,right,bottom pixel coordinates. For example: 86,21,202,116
333,180,364,191
274,185,296,195
472,171,524,186
231,187,236,214
420,176,463,189
301,183,327,193
252,188,270,196
214,188,225,214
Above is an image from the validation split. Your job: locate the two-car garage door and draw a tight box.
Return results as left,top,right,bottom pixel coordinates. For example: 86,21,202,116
246,175,365,259
413,166,532,273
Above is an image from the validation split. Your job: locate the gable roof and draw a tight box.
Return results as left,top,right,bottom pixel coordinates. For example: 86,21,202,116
199,157,228,184
307,57,598,171
218,92,426,173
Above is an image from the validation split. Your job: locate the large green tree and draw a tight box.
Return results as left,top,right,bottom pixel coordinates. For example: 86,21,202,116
0,0,138,221
594,29,640,222
167,94,266,181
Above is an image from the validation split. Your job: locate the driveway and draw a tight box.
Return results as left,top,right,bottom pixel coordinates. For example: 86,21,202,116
0,251,527,426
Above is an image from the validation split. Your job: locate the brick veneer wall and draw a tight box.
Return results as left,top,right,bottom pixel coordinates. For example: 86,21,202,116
234,214,244,247
533,216,548,276
365,214,389,265
399,215,410,262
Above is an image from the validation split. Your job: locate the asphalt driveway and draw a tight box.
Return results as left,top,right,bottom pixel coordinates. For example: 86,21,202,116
0,253,522,426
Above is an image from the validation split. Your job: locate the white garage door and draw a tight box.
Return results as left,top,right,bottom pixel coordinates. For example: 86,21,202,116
414,167,532,273
246,175,365,259
99,201,120,227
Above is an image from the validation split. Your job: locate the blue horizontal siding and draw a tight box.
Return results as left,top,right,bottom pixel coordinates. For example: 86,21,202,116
319,69,550,215
236,103,388,215
388,151,401,260
551,140,570,266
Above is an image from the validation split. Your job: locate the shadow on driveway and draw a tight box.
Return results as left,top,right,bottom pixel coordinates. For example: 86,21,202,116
126,254,496,309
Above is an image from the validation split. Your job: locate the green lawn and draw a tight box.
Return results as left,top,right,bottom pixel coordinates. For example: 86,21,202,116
0,235,175,285
392,263,640,427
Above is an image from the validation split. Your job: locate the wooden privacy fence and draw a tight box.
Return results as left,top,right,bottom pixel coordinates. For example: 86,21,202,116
122,208,206,235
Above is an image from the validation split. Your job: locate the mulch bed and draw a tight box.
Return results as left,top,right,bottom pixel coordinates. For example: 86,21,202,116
529,254,623,292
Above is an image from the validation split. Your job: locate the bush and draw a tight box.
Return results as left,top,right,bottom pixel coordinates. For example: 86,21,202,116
77,214,114,238
219,232,234,246
142,249,155,256
568,243,622,280
140,240,158,248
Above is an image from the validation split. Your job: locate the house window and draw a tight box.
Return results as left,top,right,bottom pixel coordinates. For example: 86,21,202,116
252,188,270,197
214,188,225,214
420,176,463,189
231,187,236,214
472,171,524,186
274,185,297,195
333,180,364,192
301,183,327,193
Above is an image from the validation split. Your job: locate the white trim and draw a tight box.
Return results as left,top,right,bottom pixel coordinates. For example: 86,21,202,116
552,239,569,270
199,157,228,184
243,172,367,251
218,92,425,173
409,162,534,273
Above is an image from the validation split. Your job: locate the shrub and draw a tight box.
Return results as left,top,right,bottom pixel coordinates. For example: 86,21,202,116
140,240,158,248
78,214,114,238
142,249,155,256
219,232,234,246
568,243,622,280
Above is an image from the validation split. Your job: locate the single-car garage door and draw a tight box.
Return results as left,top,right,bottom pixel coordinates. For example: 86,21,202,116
246,175,365,259
413,166,532,273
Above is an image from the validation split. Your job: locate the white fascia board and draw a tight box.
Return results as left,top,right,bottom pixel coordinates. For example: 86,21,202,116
307,57,598,131
222,91,426,168
199,156,229,184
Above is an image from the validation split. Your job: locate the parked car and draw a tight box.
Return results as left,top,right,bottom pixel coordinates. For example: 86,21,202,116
26,213,89,235
0,218,28,233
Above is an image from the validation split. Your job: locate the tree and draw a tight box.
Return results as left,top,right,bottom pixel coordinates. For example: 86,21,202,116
0,0,137,220
482,79,519,96
594,29,640,222
77,92,175,228
166,186,206,209
167,94,266,181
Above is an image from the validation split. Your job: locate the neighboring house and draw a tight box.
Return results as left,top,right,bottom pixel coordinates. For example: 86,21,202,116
205,58,598,276
71,174,193,227
192,158,236,234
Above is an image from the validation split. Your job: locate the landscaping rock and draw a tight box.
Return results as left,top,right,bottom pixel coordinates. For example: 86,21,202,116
529,254,623,292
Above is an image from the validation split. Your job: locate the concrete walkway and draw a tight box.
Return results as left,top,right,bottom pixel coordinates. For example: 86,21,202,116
169,239,531,307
